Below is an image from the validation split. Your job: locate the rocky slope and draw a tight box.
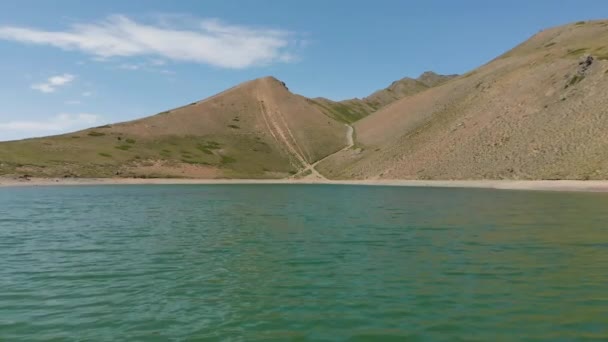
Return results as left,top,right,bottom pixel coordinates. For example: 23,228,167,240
317,20,608,180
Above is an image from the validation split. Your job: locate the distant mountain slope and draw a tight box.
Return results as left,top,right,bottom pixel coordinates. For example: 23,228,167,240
317,20,608,180
0,77,348,179
310,71,457,123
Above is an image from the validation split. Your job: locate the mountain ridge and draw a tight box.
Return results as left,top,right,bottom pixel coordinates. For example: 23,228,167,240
309,71,457,123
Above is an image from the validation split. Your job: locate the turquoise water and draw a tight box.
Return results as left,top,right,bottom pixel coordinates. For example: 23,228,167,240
1,185,607,341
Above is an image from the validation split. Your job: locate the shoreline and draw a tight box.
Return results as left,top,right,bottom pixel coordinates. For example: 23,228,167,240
2,177,608,192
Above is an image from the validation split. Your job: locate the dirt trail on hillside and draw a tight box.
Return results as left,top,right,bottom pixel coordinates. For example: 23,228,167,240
293,124,354,179
256,93,326,179
345,124,354,146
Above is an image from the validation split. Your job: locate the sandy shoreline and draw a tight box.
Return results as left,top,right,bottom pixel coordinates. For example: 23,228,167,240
1,177,608,192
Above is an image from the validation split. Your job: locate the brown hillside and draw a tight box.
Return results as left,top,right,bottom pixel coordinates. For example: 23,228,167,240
318,20,608,180
0,77,347,179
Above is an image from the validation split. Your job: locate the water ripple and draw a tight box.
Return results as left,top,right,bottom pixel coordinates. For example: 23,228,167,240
1,185,607,340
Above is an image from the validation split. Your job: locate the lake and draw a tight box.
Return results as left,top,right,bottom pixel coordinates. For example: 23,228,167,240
1,185,607,341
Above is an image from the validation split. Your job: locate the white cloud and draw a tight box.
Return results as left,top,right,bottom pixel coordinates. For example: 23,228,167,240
0,15,298,69
65,100,81,105
31,73,75,93
49,74,74,86
118,63,140,70
0,113,99,132
82,91,93,97
114,60,174,75
149,59,166,66
31,83,55,93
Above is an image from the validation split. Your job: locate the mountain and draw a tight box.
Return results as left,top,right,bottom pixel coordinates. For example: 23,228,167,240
2,20,608,181
317,20,608,180
308,71,457,123
0,77,348,179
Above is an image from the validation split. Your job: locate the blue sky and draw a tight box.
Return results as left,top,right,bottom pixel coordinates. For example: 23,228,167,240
0,0,606,141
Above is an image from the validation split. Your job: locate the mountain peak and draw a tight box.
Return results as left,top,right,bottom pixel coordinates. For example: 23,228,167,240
418,71,439,78
253,75,287,86
416,71,458,87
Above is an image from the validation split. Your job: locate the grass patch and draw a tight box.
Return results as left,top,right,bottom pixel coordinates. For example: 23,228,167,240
309,99,370,123
197,147,213,155
544,42,556,48
575,21,586,26
228,124,240,129
206,141,221,149
115,145,132,151
159,149,171,157
96,125,112,129
126,138,136,144
220,155,236,165
567,48,589,56
196,141,221,155
98,152,112,158
71,136,80,139
566,74,585,88
88,131,105,137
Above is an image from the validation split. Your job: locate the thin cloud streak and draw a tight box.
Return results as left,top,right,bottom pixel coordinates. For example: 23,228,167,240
0,113,99,132
0,15,298,69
